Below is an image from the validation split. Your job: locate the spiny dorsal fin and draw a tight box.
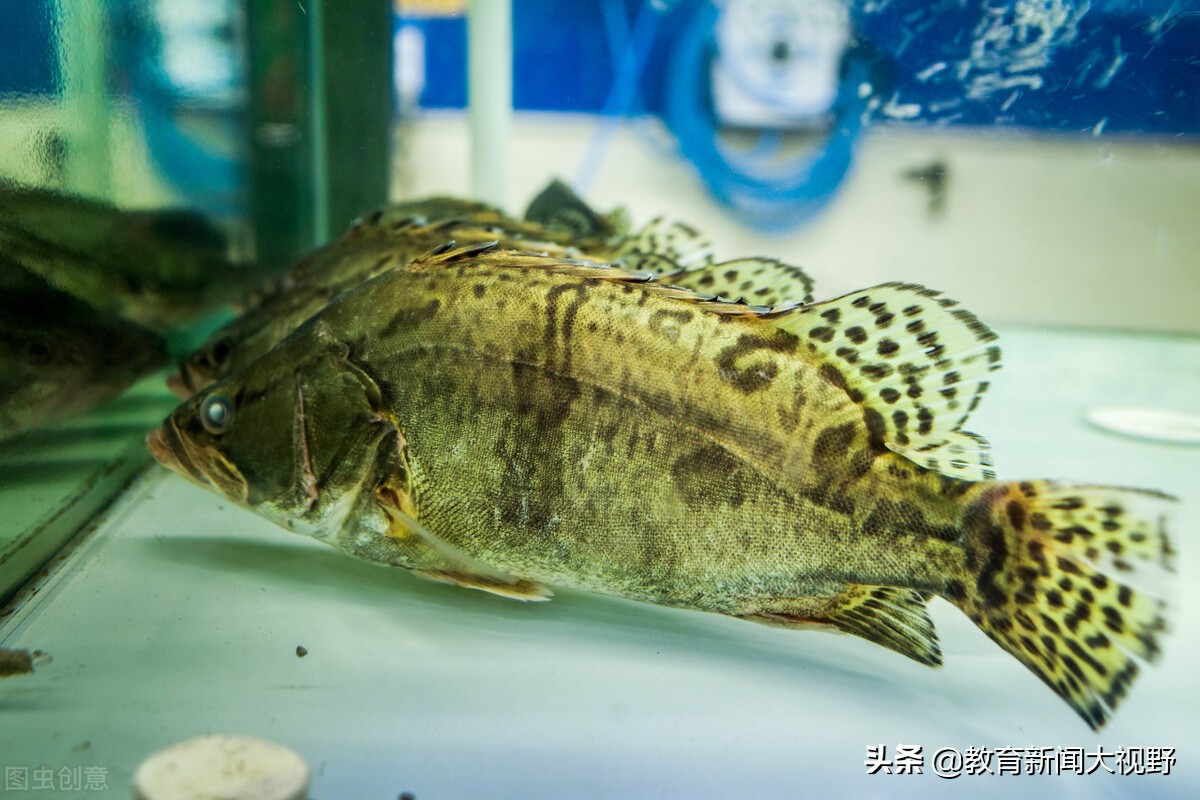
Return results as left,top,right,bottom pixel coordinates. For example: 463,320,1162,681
664,257,815,306
346,197,503,239
405,241,644,283
410,239,503,267
406,243,808,318
346,199,709,280
774,282,1001,480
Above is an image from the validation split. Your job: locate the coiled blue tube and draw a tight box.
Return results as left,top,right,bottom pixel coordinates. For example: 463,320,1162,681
663,0,873,231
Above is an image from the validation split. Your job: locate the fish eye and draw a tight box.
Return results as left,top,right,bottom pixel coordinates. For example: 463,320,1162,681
25,339,53,365
208,337,234,367
200,394,234,435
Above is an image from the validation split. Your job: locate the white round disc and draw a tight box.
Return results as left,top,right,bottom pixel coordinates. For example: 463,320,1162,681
1085,406,1200,445
133,734,309,800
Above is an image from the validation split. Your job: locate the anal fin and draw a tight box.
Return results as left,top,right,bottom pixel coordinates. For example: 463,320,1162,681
741,584,942,667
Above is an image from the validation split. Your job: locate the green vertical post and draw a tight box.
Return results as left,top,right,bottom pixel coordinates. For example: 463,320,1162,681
245,0,315,272
244,0,392,273
310,0,394,241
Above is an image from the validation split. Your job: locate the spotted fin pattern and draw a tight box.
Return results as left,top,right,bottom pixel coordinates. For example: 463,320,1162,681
775,282,1001,480
664,257,815,307
957,481,1175,729
826,585,943,666
346,198,503,240
611,216,713,272
741,584,942,667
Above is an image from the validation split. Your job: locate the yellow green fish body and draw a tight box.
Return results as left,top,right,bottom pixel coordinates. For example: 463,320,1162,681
150,244,1174,729
173,193,707,396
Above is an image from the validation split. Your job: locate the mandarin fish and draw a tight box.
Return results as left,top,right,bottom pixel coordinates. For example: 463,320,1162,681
0,183,247,332
1,257,167,439
148,242,1174,729
171,195,712,398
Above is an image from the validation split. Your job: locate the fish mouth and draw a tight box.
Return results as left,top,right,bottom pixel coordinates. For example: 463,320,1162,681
147,418,249,505
146,424,183,472
147,419,203,483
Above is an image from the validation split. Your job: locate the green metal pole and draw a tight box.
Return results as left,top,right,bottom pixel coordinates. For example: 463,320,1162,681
244,0,392,270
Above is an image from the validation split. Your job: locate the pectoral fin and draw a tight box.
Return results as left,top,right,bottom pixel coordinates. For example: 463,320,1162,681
375,479,552,602
409,568,553,601
740,584,942,667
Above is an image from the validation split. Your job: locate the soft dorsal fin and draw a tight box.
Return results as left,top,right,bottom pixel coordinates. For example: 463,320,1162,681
775,282,1001,480
665,257,815,306
611,216,713,272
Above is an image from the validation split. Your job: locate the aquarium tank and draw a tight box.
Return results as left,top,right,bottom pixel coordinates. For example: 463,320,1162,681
1,1,1197,798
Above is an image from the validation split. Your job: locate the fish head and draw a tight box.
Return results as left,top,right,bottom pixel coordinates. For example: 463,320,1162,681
0,265,167,436
171,328,238,399
151,333,393,533
170,236,421,399
171,273,344,399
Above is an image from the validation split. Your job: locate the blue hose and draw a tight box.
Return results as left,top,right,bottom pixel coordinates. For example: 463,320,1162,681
574,0,666,195
663,0,874,231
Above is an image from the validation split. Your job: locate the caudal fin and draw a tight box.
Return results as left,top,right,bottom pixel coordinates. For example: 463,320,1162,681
951,480,1175,729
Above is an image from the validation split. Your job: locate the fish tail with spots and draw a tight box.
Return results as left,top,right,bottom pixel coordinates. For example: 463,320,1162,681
948,479,1175,729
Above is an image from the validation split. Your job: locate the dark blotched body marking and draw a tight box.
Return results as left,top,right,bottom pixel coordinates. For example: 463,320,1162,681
715,330,800,394
861,498,959,543
491,361,582,544
811,422,856,469
961,485,1015,608
670,443,751,510
648,308,696,344
382,299,441,338
542,281,591,372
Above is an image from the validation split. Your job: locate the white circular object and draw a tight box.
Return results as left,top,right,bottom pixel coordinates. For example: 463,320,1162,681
133,735,309,800
1085,406,1200,445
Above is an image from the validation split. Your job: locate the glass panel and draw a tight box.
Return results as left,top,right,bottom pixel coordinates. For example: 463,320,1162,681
0,0,392,602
